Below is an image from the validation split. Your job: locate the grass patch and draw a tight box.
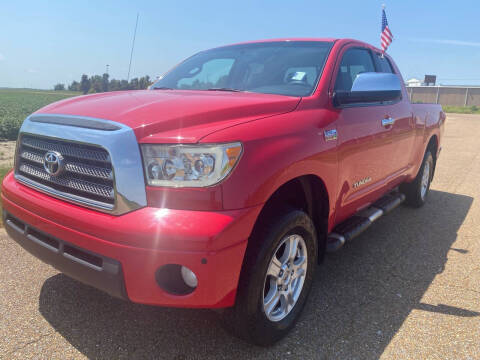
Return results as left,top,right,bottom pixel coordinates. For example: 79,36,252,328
0,88,79,140
0,166,11,178
443,105,480,114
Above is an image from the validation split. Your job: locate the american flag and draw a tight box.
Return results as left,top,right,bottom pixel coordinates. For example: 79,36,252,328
381,7,393,52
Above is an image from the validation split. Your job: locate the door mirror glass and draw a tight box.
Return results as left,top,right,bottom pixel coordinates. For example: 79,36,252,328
334,72,402,106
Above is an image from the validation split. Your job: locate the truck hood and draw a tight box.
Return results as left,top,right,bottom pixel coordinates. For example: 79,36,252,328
37,90,301,143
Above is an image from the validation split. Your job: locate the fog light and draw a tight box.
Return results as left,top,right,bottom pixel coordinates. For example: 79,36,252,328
155,264,196,295
181,266,198,288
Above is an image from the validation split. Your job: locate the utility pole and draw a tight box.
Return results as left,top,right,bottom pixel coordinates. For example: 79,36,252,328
127,13,139,81
106,64,110,76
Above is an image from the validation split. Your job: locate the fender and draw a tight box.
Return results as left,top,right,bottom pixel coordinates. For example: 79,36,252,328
202,109,339,226
408,107,443,181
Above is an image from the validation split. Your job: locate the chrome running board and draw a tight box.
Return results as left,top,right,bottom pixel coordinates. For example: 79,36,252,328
326,191,406,253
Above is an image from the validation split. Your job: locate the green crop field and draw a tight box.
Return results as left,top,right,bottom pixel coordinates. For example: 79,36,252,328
0,88,79,140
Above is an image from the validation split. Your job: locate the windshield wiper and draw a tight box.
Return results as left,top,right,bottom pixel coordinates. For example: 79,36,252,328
152,86,174,90
207,87,243,92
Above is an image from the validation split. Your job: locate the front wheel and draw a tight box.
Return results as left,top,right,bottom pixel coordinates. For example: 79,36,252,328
221,209,317,346
400,150,434,207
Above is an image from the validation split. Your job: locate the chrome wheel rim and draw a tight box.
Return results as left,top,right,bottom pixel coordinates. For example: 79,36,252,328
263,234,308,322
421,160,431,200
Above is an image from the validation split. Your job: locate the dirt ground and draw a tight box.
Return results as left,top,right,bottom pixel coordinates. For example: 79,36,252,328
0,141,15,167
0,114,478,359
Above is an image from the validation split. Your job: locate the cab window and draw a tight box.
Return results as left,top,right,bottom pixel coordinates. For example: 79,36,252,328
177,58,235,89
334,48,375,92
374,53,394,73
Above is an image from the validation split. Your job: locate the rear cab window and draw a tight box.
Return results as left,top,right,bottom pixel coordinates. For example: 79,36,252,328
374,53,394,73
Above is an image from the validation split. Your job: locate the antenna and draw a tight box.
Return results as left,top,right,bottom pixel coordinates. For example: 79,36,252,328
127,13,139,81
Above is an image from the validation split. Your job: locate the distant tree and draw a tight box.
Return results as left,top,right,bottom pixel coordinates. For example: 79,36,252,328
120,80,130,90
138,75,152,90
66,73,153,94
130,77,139,90
89,75,103,93
54,83,65,91
68,81,80,92
102,73,109,92
80,74,91,94
109,79,121,91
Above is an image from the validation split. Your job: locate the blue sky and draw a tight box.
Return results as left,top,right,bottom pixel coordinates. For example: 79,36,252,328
1,0,479,89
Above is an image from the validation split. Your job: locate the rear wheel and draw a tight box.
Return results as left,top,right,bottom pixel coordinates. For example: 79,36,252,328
400,150,434,207
221,209,317,346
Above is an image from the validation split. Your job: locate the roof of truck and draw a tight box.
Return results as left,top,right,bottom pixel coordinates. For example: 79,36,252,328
216,38,338,48
214,38,383,53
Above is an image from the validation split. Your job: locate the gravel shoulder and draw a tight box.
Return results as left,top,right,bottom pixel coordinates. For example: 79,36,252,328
0,141,15,168
0,114,479,359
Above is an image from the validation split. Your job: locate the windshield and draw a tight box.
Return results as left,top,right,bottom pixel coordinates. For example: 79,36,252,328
152,41,333,97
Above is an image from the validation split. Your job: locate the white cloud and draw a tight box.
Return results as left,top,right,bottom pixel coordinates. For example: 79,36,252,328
410,38,480,47
27,68,39,73
0,53,4,61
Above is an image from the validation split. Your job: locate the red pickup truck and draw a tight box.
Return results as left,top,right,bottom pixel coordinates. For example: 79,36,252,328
2,38,444,345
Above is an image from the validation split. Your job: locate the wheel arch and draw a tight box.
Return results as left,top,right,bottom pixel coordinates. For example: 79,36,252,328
248,174,330,263
427,134,438,158
426,134,439,178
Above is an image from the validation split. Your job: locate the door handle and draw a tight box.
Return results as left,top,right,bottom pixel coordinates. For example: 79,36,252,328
382,117,395,127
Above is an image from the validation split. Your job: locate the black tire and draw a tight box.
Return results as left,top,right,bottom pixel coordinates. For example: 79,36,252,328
400,150,434,208
221,209,317,346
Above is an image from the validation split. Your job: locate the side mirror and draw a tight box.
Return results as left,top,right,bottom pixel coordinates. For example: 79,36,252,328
334,72,402,106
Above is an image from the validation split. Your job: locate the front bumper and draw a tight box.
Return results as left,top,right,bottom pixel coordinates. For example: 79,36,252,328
2,172,262,308
3,211,128,299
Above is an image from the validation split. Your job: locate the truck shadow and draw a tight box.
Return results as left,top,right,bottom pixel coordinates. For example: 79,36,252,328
38,189,475,359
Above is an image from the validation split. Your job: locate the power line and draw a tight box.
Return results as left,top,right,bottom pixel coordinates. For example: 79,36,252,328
127,13,139,81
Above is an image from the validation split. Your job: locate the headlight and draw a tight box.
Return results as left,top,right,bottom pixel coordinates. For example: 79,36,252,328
141,142,243,187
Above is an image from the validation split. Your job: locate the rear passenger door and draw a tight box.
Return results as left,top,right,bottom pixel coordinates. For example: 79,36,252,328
372,51,415,175
333,47,396,220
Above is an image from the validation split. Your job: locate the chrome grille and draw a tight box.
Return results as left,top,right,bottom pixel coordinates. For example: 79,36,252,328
16,135,115,207
21,136,110,162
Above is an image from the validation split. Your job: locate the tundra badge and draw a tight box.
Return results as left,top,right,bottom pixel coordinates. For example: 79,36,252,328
353,177,372,189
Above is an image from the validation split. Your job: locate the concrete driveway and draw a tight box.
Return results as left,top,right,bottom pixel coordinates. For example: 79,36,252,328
0,114,479,359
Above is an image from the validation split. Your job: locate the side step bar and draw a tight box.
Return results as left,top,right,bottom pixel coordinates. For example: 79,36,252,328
326,192,405,253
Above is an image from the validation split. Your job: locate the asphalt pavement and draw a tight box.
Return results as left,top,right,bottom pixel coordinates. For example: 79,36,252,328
0,114,479,359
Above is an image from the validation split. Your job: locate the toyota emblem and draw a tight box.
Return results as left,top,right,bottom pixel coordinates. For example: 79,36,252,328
43,151,65,176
